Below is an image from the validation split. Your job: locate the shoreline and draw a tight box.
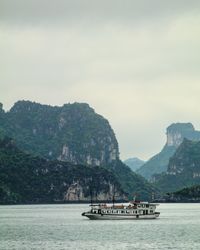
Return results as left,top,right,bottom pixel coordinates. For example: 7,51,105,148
1,200,200,206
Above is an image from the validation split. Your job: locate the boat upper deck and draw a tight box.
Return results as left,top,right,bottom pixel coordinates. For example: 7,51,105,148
90,201,159,210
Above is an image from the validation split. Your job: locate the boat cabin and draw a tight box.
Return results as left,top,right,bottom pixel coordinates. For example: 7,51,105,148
90,202,157,215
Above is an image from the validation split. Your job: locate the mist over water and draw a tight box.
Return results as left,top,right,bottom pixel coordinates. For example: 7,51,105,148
0,204,200,249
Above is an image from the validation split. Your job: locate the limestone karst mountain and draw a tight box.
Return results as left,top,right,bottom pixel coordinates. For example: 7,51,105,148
154,139,200,193
136,123,200,180
0,101,156,201
3,100,119,166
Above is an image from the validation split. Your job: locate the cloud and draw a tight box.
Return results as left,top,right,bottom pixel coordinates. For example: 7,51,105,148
1,0,200,27
1,0,200,159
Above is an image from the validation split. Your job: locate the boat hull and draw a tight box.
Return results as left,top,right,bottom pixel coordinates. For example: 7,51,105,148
82,212,160,220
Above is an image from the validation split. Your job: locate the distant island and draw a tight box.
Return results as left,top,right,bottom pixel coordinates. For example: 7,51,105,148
124,157,145,172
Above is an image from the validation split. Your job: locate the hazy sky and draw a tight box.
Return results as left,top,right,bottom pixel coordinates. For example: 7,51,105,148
1,0,200,160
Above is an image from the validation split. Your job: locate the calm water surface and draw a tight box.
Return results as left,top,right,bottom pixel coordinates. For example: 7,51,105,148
0,203,200,250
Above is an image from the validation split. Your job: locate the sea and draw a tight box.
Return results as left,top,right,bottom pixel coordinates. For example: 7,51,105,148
0,203,200,250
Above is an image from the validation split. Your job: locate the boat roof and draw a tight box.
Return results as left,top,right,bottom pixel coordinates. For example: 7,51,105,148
90,201,159,207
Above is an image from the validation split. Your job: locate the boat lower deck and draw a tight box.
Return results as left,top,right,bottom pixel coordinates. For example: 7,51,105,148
82,212,160,220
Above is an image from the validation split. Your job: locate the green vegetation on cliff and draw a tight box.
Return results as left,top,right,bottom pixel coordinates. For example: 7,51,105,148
155,139,200,193
0,137,125,204
106,160,157,200
3,100,119,165
173,185,200,200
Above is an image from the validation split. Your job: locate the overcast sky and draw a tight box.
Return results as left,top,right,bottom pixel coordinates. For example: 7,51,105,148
1,0,200,160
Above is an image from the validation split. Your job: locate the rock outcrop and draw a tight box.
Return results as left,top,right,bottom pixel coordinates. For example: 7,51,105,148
137,123,200,180
64,181,125,201
166,123,200,147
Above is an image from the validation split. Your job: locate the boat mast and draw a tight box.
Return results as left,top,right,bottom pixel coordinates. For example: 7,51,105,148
112,184,116,207
89,178,93,205
112,194,115,207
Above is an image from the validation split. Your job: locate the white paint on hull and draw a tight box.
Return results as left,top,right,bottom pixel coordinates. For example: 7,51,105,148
83,213,160,220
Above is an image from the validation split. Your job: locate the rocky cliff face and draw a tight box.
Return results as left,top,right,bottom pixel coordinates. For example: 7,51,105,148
154,139,200,193
137,123,200,180
4,101,119,166
64,181,125,201
0,136,125,204
166,123,200,147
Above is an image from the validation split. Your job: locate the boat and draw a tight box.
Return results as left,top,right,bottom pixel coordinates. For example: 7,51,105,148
82,200,160,220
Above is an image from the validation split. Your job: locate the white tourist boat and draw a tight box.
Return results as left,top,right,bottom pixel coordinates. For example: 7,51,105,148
82,201,160,220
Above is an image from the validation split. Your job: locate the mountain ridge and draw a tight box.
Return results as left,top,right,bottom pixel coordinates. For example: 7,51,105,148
124,157,145,172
